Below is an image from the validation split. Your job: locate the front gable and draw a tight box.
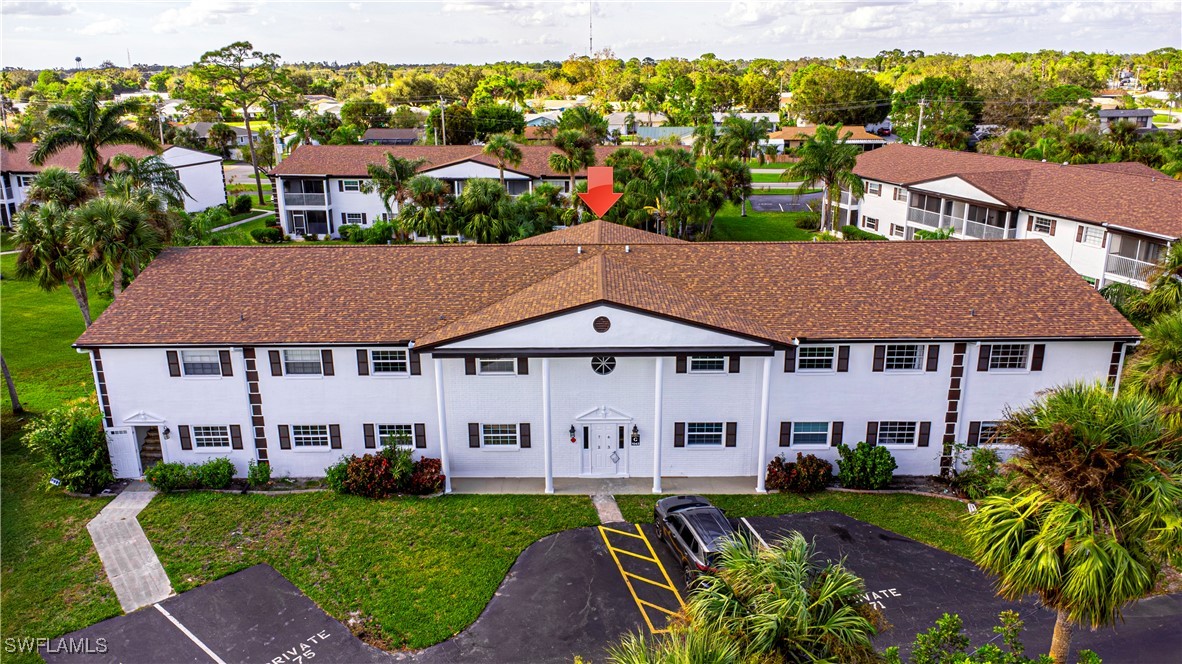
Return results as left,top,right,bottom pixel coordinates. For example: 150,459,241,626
908,176,1008,207
421,160,531,180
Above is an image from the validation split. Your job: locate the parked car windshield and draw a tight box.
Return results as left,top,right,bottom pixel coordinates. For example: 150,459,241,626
684,509,734,550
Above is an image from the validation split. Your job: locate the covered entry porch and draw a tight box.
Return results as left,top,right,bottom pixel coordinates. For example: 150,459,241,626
449,476,760,495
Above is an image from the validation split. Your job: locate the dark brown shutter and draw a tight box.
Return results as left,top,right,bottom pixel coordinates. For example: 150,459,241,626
337,180,343,192
1030,344,1045,371
230,425,243,450
278,425,291,449
269,350,283,376
831,421,843,447
409,351,421,375
340,212,345,225
837,346,850,372
329,424,341,449
967,421,981,447
167,350,181,377
784,346,796,372
219,350,233,376
918,421,931,447
414,423,426,449
517,357,529,375
866,422,878,446
977,345,992,372
468,423,480,447
519,423,531,448
673,422,685,447
728,354,740,373
361,213,367,224
364,423,376,449
1048,220,1057,236
725,422,737,447
179,425,192,450
779,421,791,446
872,345,886,372
926,345,940,372
357,349,369,375
1076,227,1084,242
321,349,334,376
465,357,476,375
1026,218,1033,232
675,355,687,373
1101,232,1107,248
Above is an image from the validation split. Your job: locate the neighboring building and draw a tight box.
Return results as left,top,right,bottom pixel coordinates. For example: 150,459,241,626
767,125,887,152
177,122,256,147
712,112,780,130
524,112,562,127
636,126,695,145
521,126,556,144
843,144,1181,289
607,111,667,134
361,128,422,145
1,143,227,224
75,221,1137,489
268,144,668,239
1098,109,1156,131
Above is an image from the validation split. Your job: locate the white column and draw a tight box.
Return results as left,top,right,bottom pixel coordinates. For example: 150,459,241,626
433,357,452,494
652,356,664,494
542,357,554,494
755,355,772,493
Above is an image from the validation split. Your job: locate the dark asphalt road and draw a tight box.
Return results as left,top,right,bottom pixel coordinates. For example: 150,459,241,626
748,192,822,212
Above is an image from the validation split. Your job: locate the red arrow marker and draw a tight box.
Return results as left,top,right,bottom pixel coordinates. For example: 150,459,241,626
577,166,622,218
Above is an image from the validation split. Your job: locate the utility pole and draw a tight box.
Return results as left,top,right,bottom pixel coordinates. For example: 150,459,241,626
439,96,447,145
589,1,593,56
156,99,165,144
271,100,283,165
914,98,926,146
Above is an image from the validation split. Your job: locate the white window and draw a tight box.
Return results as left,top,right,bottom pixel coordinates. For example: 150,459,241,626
192,425,231,448
481,423,519,448
791,422,830,447
686,422,725,446
1031,216,1054,234
181,350,221,376
885,344,924,371
477,358,517,375
864,217,879,231
688,356,726,373
878,421,917,446
1078,226,1104,246
797,346,835,371
343,212,364,224
866,183,881,196
977,422,1004,447
16,175,35,188
891,224,905,238
283,349,322,375
989,344,1029,371
341,180,361,192
377,424,414,448
370,349,408,374
893,187,907,201
292,425,330,447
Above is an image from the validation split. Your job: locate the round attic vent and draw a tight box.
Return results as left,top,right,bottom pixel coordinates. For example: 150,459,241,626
593,316,611,333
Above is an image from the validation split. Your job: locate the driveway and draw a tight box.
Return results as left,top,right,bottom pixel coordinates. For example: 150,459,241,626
748,192,821,212
224,162,263,185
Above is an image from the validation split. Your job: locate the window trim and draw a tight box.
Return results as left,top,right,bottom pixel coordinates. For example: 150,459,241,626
687,355,727,374
369,349,409,376
790,421,830,448
883,344,925,373
191,425,232,452
480,423,520,450
987,343,1030,372
893,186,907,202
1030,216,1054,235
796,345,836,373
863,217,879,231
685,422,725,447
342,212,365,225
1078,226,1103,247
876,421,919,448
976,421,1009,447
283,348,324,377
376,423,415,449
476,358,518,376
866,183,881,196
180,349,222,378
890,223,905,238
341,179,361,192
290,424,331,451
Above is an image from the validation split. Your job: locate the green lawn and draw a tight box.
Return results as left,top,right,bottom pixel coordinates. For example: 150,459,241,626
750,187,821,196
752,171,795,183
1152,114,1174,124
615,492,972,558
746,160,794,169
1,231,16,253
710,203,815,242
138,492,598,650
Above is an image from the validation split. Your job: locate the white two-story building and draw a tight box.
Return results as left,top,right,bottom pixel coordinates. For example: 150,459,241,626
268,144,664,239
75,221,1138,493
1,143,228,227
842,144,1181,289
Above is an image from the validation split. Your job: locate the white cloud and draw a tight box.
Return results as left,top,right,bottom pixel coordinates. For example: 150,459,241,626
453,36,495,45
2,1,76,16
152,0,258,34
348,2,361,9
77,18,126,35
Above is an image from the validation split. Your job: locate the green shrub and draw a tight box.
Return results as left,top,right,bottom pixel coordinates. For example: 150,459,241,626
337,224,365,242
365,221,395,244
324,456,352,493
766,453,833,493
836,442,897,489
194,457,234,489
250,227,284,244
406,457,445,495
22,399,113,493
840,224,887,241
342,452,402,498
794,213,821,231
231,194,253,215
144,461,196,493
884,610,1095,664
247,459,272,488
304,232,320,241
951,447,1009,499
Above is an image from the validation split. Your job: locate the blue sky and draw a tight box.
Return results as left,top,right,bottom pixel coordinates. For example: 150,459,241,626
3,1,1180,69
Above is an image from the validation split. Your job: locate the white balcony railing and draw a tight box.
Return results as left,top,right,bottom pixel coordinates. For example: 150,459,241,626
956,219,1012,240
283,192,326,206
1105,254,1155,283
906,207,953,228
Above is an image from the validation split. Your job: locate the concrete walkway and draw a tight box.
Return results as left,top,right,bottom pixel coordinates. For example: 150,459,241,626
451,476,758,495
86,481,173,613
210,208,275,233
590,493,624,523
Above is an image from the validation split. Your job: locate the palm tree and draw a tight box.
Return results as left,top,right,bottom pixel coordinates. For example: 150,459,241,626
1127,242,1182,324
207,123,238,159
399,175,453,243
481,134,523,189
782,125,864,233
109,153,190,208
1107,120,1140,161
718,116,768,217
548,130,596,215
965,382,1182,663
70,197,162,297
22,166,94,209
0,129,14,151
626,150,697,236
367,154,427,237
1,353,22,415
1122,310,1182,432
691,122,717,159
457,178,510,243
12,203,94,327
1021,136,1064,162
558,106,609,144
103,175,182,247
31,88,160,184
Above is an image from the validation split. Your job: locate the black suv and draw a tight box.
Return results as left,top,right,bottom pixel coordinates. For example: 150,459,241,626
654,495,737,582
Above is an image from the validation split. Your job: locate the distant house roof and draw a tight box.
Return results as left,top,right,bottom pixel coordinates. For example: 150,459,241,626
1,142,159,174
178,122,254,138
513,219,687,245
607,111,667,125
1098,109,1156,118
854,144,1182,239
361,128,422,143
769,125,885,143
637,126,695,141
522,126,555,141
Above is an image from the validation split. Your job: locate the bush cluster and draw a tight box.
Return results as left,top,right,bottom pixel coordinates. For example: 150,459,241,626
22,399,113,494
230,194,253,215
144,457,235,493
324,446,445,498
250,227,285,244
950,447,1009,499
333,221,397,244
247,458,272,488
766,452,833,493
794,213,822,231
840,224,887,241
836,442,897,489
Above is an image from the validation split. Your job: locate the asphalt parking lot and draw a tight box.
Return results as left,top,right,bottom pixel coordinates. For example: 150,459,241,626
747,192,822,212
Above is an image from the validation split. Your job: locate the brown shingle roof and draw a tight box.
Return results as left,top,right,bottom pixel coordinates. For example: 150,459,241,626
769,125,885,142
75,236,1137,348
855,144,1182,238
268,144,669,178
512,219,687,245
1,142,159,174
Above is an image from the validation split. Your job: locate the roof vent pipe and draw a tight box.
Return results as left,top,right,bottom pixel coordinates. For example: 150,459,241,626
577,245,583,254
625,245,631,253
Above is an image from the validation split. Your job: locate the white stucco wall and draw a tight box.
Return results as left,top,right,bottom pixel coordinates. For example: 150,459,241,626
1013,211,1108,283
163,148,227,213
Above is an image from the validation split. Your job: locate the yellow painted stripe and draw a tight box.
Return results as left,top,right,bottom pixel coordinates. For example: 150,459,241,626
623,571,676,591
600,526,645,539
610,547,660,564
598,526,658,634
635,524,686,608
637,599,680,616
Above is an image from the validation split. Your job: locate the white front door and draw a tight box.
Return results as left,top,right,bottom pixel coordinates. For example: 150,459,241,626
587,423,622,476
106,428,142,479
